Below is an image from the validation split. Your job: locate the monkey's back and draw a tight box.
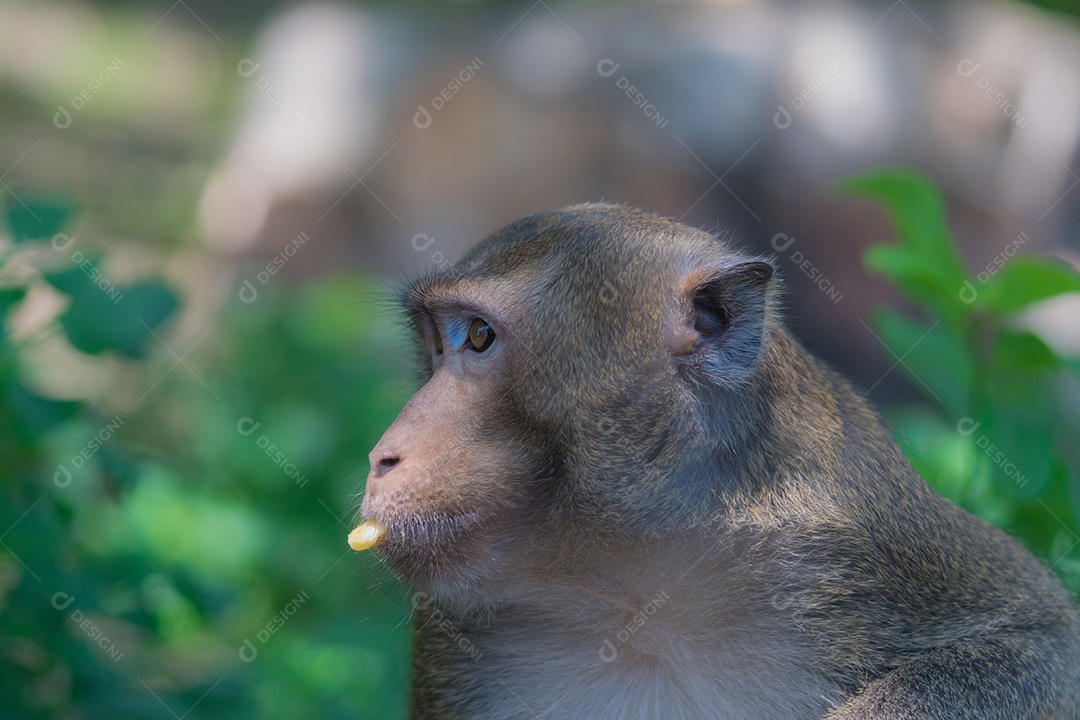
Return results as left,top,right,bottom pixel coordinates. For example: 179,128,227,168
757,345,1080,717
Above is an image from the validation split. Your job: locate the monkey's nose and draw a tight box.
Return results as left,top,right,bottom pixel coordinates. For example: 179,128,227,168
371,453,401,479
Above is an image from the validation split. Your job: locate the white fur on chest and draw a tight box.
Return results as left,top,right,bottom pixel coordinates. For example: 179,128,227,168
459,588,843,720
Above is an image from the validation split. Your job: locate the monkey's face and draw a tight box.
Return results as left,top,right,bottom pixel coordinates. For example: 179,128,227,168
359,205,774,594
360,280,552,591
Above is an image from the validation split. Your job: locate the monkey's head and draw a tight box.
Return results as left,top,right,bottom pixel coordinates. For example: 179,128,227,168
360,204,779,597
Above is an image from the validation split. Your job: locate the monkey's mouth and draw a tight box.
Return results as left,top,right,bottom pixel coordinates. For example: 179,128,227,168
367,511,492,587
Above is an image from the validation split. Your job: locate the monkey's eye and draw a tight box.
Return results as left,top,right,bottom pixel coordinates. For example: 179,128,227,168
432,327,443,355
467,318,496,352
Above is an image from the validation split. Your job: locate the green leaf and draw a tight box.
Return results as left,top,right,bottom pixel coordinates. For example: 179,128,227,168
45,260,181,357
0,287,26,312
839,168,967,290
978,256,1080,314
990,330,1060,371
863,244,961,308
5,193,76,243
2,377,81,437
57,277,180,358
873,307,971,416
973,368,1060,500
888,406,975,504
0,287,26,347
976,408,1054,499
44,259,103,296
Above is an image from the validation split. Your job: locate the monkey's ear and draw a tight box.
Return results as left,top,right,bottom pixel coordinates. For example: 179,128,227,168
677,261,774,387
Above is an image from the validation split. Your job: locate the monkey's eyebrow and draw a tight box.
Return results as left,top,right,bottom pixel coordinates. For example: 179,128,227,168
401,292,428,322
401,274,511,323
402,289,494,324
400,281,440,320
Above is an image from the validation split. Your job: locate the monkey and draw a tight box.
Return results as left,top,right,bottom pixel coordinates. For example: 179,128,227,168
355,204,1080,719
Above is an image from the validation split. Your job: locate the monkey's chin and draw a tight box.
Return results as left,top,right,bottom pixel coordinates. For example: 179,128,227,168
371,512,496,592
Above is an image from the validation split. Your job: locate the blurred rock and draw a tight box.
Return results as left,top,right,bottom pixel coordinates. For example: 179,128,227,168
199,0,1080,390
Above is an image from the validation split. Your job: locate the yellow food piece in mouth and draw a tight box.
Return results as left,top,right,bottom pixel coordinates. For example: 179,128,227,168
348,519,388,551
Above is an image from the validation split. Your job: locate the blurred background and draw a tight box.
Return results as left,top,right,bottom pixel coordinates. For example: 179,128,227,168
1,0,1080,717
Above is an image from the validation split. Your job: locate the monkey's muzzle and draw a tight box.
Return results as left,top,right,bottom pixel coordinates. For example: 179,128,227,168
348,519,388,551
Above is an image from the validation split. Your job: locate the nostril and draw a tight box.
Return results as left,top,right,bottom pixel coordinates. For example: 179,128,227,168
375,455,401,477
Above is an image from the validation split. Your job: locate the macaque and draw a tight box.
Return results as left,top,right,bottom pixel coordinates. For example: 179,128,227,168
352,204,1080,719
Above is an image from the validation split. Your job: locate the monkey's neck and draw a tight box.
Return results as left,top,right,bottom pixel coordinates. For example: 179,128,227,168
482,524,760,620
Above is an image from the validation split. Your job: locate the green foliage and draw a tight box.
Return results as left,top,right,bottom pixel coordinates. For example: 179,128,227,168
977,257,1080,315
843,168,1080,594
5,194,77,245
45,265,180,358
1019,0,1080,21
0,194,412,718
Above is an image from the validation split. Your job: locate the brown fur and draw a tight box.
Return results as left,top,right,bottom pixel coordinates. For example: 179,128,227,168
360,204,1080,719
